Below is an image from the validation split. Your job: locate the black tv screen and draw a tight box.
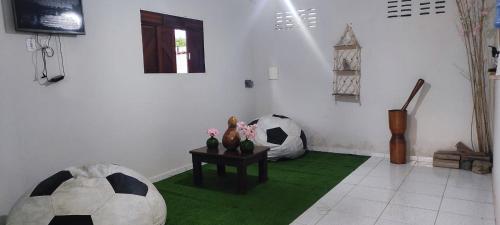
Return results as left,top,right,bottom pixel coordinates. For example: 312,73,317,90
13,0,85,35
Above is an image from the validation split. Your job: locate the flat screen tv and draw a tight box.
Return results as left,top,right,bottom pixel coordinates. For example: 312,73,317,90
13,0,85,35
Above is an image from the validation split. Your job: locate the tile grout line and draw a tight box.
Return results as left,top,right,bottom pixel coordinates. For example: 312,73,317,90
433,167,451,225
431,199,496,221
311,157,384,225
445,171,496,221
440,188,494,204
373,161,416,225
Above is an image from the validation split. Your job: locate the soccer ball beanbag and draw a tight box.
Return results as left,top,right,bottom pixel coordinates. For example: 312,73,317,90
7,164,167,225
250,115,307,160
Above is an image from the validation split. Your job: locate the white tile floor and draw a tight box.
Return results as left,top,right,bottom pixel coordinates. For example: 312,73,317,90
291,157,495,225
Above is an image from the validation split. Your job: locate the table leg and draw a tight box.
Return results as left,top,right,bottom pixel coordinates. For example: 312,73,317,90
259,158,268,183
217,163,226,176
192,157,203,186
237,165,248,194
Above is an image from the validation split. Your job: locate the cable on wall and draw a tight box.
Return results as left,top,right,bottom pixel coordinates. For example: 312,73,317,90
34,34,66,85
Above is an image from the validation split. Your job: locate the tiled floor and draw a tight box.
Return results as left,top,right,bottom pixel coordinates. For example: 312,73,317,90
291,157,495,225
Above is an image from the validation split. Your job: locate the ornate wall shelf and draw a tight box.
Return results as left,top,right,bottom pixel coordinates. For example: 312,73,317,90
333,24,362,100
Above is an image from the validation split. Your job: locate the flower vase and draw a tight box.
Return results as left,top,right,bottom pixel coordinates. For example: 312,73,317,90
206,137,219,149
240,139,255,154
222,116,241,151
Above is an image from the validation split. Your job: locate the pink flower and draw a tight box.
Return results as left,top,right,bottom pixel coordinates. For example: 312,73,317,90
207,128,219,137
238,124,257,140
245,129,256,140
237,121,246,129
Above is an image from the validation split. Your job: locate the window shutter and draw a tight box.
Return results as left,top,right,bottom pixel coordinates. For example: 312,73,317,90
141,11,176,73
187,20,205,73
157,26,177,73
141,25,159,73
140,10,206,74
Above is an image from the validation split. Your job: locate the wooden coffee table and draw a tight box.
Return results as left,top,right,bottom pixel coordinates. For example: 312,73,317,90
189,145,270,193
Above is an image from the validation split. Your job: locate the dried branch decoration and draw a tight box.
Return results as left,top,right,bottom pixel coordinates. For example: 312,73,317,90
456,0,492,153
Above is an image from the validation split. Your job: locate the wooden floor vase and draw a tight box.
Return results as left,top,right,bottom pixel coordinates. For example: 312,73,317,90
389,110,407,164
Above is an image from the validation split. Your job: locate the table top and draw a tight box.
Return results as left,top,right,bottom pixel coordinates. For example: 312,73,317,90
190,144,269,159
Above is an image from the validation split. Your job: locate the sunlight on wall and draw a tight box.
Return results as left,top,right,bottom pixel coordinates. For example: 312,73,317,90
282,0,329,70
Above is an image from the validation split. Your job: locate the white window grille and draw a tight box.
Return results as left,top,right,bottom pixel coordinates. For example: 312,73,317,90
275,8,317,31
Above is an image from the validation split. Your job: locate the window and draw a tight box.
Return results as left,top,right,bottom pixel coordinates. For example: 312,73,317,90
140,10,206,74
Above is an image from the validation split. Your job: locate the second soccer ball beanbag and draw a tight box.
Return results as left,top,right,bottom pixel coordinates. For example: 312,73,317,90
250,115,307,160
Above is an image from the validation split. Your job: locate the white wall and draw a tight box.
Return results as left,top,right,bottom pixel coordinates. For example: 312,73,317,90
494,81,500,225
0,0,491,219
0,0,256,215
251,0,473,157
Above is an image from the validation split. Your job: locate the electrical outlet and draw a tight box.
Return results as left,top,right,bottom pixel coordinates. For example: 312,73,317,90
245,80,254,88
26,38,37,52
39,38,49,47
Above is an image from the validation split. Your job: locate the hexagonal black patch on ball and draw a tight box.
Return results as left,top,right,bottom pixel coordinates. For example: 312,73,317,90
300,130,308,149
272,114,289,119
267,127,288,145
49,215,93,225
248,119,259,126
106,173,148,196
31,171,73,197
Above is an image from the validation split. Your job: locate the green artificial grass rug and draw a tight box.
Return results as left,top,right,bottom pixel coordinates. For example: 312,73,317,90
154,151,369,225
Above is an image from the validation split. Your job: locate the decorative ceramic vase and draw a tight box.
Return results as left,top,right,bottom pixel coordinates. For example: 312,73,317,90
206,137,219,149
222,116,241,151
240,139,255,154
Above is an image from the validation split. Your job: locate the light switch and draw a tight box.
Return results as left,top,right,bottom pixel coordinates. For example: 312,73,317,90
269,66,279,80
26,38,37,52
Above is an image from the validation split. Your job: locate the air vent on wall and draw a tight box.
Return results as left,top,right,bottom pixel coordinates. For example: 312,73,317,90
435,0,446,14
387,0,399,18
387,0,413,18
275,8,317,31
420,1,431,15
388,0,446,18
400,0,413,17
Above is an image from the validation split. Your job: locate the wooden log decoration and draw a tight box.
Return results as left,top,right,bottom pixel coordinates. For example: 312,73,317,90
434,150,461,161
433,159,460,169
456,142,474,153
455,142,491,161
472,160,492,174
433,142,492,171
388,79,425,164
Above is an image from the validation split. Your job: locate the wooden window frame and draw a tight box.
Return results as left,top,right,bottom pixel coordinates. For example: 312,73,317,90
140,10,206,74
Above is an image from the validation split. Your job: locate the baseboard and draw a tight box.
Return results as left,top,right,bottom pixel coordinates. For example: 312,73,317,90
371,153,433,162
311,146,374,157
149,164,193,183
311,146,433,162
148,149,435,183
412,155,433,162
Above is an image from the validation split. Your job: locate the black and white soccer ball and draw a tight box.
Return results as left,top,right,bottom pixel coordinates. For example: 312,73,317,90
250,115,307,160
7,164,167,225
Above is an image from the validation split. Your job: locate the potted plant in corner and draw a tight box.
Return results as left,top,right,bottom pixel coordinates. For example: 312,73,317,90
206,128,220,150
237,122,257,154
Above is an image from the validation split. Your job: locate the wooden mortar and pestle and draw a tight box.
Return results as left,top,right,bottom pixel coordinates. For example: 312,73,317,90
389,79,425,164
